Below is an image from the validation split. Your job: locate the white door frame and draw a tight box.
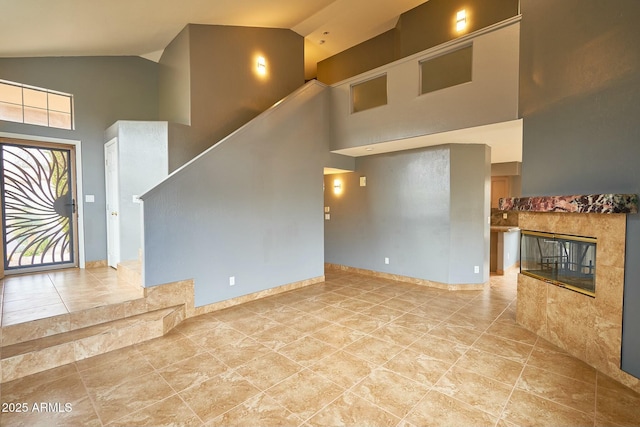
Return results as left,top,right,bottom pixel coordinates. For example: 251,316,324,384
0,131,86,268
105,137,120,268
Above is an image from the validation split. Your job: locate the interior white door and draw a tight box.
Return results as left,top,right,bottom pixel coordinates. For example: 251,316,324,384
105,138,120,268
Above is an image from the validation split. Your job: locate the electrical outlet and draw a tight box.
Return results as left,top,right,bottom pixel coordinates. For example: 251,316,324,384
474,266,480,274
385,257,390,265
229,276,235,286
502,213,508,219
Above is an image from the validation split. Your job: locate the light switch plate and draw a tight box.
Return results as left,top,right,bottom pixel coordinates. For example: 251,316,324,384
325,214,330,220
360,177,366,187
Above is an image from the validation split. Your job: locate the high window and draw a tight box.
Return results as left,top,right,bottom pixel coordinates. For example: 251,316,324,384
0,80,74,130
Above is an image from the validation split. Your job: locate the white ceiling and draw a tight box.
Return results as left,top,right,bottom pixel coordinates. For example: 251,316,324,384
0,0,522,163
0,0,425,78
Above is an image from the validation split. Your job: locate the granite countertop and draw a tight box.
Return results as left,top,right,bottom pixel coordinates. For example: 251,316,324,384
490,226,520,232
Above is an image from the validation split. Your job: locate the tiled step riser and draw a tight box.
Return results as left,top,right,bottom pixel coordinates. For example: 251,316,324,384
1,306,184,383
117,260,142,287
1,298,147,347
1,278,193,347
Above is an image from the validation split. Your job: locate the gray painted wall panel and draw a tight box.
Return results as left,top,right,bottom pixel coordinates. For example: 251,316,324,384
0,57,159,263
324,144,489,285
329,23,520,151
519,0,640,378
142,83,328,307
105,121,168,262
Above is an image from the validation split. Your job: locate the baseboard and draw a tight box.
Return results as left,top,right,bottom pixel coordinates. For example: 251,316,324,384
325,263,488,291
193,276,325,316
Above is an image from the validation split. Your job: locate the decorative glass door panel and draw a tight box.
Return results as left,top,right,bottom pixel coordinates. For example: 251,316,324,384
1,141,77,271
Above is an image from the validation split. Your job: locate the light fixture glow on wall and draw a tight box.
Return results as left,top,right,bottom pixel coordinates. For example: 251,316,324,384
333,179,342,195
456,9,467,32
257,56,267,75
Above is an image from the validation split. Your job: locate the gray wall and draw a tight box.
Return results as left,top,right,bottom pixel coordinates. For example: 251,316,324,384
316,0,519,84
519,0,640,378
324,144,490,285
329,22,520,152
105,121,168,262
142,82,329,307
159,24,305,171
158,26,191,127
0,57,159,263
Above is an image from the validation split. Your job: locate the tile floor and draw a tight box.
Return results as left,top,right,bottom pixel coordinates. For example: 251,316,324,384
1,268,640,426
0,268,144,326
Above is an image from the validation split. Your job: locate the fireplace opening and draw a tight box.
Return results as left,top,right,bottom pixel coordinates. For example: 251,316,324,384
520,231,596,297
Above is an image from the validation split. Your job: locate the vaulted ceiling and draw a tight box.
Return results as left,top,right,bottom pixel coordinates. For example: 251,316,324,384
0,0,426,78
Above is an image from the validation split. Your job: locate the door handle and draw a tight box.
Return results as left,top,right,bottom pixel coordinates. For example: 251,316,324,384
65,199,76,214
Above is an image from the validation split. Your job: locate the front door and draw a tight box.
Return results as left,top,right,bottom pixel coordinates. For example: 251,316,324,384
0,138,79,273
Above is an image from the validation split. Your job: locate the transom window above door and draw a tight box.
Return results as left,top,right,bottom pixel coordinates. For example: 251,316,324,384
0,79,74,130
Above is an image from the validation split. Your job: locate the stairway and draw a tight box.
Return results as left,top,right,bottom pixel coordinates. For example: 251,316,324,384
0,261,194,383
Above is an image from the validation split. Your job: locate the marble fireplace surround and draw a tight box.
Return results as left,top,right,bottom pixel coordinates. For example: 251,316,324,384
499,194,640,393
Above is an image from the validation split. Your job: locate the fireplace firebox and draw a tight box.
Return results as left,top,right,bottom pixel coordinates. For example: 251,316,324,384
520,231,596,297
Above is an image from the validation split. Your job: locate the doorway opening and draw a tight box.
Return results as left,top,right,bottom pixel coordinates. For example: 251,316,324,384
1,137,79,274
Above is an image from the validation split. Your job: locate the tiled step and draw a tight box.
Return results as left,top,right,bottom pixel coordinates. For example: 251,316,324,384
117,260,142,287
0,305,184,383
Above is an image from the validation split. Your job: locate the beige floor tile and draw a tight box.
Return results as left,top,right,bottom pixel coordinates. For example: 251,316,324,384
158,352,229,392
210,336,271,369
311,323,366,348
251,322,302,350
516,365,596,415
527,345,597,385
308,392,400,427
472,332,534,363
501,389,594,426
235,351,302,390
433,365,513,416
180,370,261,423
209,392,302,427
309,350,376,389
136,335,203,369
369,322,422,347
265,369,344,421
88,371,175,424
384,348,451,387
338,312,388,333
5,267,640,427
485,320,539,345
454,348,524,387
428,323,484,346
79,352,155,389
284,314,333,334
389,312,441,334
408,334,468,365
343,336,405,365
278,335,338,366
350,368,430,418
405,390,497,427
0,397,101,427
188,324,247,351
594,374,640,426
107,394,201,426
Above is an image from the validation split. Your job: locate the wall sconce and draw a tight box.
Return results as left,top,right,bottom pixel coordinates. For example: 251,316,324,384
456,10,467,32
333,179,342,195
257,56,267,75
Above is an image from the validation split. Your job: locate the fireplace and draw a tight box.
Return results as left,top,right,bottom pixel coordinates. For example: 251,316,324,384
520,231,596,297
499,193,639,393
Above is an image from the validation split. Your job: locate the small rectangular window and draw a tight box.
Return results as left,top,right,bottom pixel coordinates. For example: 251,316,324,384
351,74,387,113
0,80,74,130
420,45,473,95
